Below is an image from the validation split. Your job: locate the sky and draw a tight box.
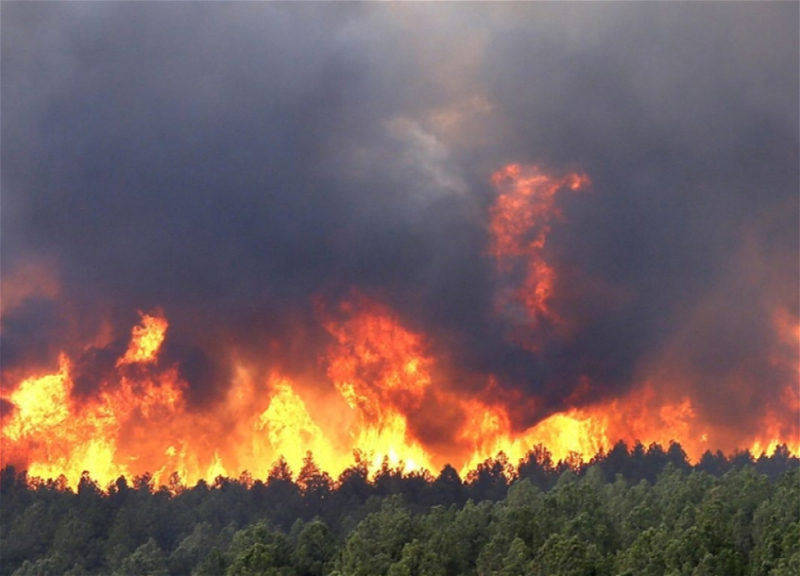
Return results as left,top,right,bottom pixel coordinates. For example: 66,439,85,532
2,2,798,450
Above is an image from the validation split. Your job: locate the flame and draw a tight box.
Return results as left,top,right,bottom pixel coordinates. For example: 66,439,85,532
255,377,334,471
116,310,168,366
1,163,796,489
458,387,705,475
3,355,72,444
488,165,588,262
322,295,435,473
1,313,186,487
0,299,442,487
753,307,800,455
2,356,130,485
488,164,590,344
1,300,796,489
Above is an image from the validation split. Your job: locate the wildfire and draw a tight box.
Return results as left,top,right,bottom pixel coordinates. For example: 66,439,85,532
1,163,796,489
2,355,129,486
322,295,435,473
456,386,701,475
3,355,72,444
116,310,168,366
1,313,186,487
255,377,334,473
754,307,800,456
488,164,590,345
2,298,794,489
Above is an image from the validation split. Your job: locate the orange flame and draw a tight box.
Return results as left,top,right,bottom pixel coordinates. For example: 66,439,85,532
754,307,800,455
1,164,796,489
1,299,796,489
254,377,334,472
322,295,435,473
488,164,590,344
0,299,442,487
116,310,168,366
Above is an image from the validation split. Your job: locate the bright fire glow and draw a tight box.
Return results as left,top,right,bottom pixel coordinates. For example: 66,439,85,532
1,164,796,489
116,310,169,366
2,300,795,489
488,164,590,344
322,295,435,473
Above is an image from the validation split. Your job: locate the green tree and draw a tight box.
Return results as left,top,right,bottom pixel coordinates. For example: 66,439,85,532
112,538,168,576
225,522,293,576
337,496,418,576
476,533,510,576
168,521,216,576
531,533,608,576
386,539,446,576
227,542,296,576
500,537,530,576
194,547,227,576
614,527,667,576
291,519,337,576
10,554,69,576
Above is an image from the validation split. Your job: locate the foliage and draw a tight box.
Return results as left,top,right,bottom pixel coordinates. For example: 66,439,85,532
0,443,797,576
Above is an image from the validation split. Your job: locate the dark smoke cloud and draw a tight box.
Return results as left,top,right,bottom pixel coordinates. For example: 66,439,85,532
0,298,69,379
71,340,126,399
0,398,13,421
2,2,797,436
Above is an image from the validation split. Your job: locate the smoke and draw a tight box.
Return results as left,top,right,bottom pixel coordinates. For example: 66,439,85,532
2,2,797,450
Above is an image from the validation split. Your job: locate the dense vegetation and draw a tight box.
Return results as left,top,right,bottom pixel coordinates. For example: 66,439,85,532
1,442,797,576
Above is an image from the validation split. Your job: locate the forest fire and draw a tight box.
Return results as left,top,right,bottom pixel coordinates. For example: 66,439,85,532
488,164,590,342
1,165,797,490
3,7,798,576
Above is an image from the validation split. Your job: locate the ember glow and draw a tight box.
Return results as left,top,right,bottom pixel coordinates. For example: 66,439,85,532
2,2,798,489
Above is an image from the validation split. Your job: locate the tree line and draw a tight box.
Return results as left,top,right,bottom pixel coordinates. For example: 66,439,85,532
1,442,797,576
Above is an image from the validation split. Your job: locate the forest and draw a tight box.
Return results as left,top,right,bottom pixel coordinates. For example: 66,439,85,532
1,442,797,576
